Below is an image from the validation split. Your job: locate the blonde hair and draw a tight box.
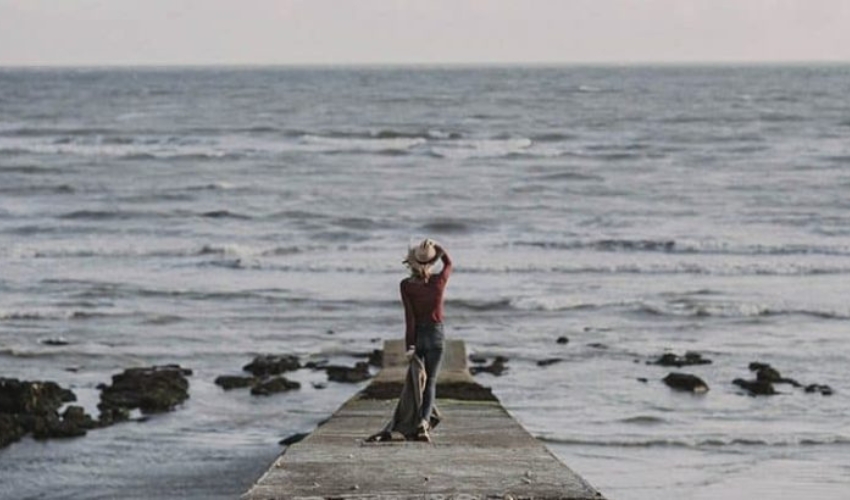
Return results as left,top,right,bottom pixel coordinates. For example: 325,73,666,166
403,239,437,282
405,247,434,282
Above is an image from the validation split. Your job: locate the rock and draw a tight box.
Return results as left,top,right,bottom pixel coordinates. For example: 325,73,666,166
251,376,301,396
279,432,309,446
353,349,384,368
326,362,372,383
201,210,246,219
733,378,776,396
367,349,383,368
304,359,329,370
0,378,76,415
304,359,330,370
243,355,301,377
663,373,709,393
587,343,608,349
62,405,98,430
650,352,712,368
536,358,563,367
98,406,130,427
749,362,782,381
805,384,834,396
556,336,569,345
747,361,771,372
0,379,96,446
214,375,258,390
98,365,191,416
0,414,26,448
470,356,508,376
748,362,802,387
636,377,648,383
29,414,62,439
754,365,782,382
41,337,70,346
31,413,89,440
468,354,487,364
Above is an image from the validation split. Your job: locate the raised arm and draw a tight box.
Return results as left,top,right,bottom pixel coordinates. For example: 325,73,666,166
435,244,452,281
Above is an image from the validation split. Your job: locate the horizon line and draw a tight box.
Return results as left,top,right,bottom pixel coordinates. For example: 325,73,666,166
2,59,850,70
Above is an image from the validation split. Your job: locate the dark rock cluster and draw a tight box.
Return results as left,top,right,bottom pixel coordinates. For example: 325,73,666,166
325,362,372,383
213,375,257,390
216,354,302,396
368,349,383,368
469,355,508,376
733,362,831,397
644,351,713,394
642,350,836,401
732,378,776,396
805,384,834,396
2,364,192,449
302,356,376,384
732,362,795,396
649,352,712,368
251,377,302,396
748,362,801,386
98,365,192,417
0,378,95,447
215,352,379,395
242,355,301,377
351,348,383,368
301,356,376,384
468,354,487,364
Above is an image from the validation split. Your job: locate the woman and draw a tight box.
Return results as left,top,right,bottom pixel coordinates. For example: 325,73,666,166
401,238,452,442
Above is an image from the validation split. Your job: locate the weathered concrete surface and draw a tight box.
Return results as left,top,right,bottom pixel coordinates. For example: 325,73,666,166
243,340,606,500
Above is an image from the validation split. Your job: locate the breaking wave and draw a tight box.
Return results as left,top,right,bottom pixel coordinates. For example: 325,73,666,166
0,309,141,322
538,435,850,449
515,239,850,257
54,209,255,221
442,295,850,320
634,302,850,321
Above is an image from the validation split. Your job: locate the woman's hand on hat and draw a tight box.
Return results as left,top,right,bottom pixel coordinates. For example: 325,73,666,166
433,243,446,260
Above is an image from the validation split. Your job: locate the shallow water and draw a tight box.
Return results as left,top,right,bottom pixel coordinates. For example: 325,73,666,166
1,65,849,499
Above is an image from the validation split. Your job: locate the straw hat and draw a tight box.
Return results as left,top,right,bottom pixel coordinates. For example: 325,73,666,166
404,239,437,270
413,239,437,264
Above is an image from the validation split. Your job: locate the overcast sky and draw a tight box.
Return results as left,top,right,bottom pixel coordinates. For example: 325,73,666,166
1,0,849,66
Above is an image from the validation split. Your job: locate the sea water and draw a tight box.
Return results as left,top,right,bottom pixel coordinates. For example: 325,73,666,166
1,65,849,499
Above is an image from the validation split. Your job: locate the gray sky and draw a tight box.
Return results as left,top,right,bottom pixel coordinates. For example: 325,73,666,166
1,0,849,66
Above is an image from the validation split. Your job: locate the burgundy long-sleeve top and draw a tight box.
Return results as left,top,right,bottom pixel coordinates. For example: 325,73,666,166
400,253,453,348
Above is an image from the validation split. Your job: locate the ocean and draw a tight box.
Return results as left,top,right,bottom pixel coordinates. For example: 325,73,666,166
1,65,849,499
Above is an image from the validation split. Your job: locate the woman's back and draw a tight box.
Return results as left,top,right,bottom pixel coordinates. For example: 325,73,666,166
400,271,450,325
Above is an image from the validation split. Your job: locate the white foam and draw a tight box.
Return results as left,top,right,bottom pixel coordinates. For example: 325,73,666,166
298,134,426,153
429,137,533,159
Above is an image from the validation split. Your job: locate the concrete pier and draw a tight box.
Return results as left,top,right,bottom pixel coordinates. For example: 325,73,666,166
243,340,606,499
